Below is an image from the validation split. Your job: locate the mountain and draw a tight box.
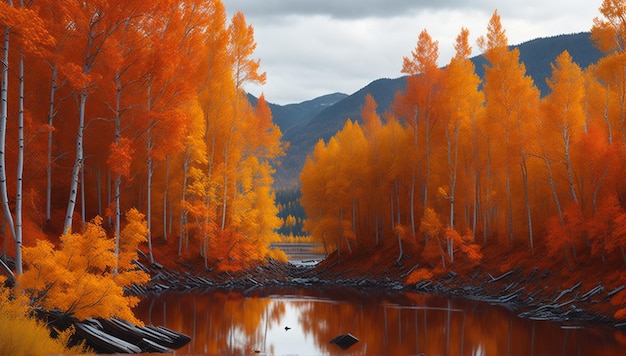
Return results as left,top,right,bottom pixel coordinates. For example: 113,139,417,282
248,92,349,133
264,32,603,187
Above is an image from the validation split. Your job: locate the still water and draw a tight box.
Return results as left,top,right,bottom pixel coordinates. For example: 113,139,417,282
133,287,626,355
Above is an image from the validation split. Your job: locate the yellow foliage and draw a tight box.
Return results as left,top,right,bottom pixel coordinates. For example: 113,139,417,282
115,209,151,288
0,286,88,355
267,247,288,262
18,212,149,324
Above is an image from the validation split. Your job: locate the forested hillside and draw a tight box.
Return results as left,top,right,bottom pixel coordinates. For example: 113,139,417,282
300,10,626,318
273,32,602,187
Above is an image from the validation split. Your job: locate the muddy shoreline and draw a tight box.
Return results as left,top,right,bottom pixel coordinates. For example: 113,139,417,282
128,258,624,329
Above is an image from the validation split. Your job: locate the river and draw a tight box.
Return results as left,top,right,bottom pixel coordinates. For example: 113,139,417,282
133,286,626,355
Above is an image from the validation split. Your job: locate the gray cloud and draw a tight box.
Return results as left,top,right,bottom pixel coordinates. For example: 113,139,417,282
223,0,601,104
223,0,487,19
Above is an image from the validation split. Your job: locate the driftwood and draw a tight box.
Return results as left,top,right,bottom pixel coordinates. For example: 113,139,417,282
119,259,623,328
608,285,626,298
469,287,525,306
580,284,604,302
487,270,513,283
516,281,612,323
73,317,191,354
552,281,582,303
399,264,420,279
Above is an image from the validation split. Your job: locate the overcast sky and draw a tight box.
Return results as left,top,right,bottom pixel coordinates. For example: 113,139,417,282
224,1,602,105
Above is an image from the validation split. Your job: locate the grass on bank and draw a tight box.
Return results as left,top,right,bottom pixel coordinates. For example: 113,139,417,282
0,282,89,355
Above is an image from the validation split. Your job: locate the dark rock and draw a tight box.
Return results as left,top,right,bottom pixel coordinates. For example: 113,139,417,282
330,333,359,350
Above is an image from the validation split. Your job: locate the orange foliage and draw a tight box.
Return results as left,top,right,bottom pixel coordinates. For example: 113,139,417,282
107,137,134,178
0,0,286,280
18,211,149,323
591,0,626,53
299,7,626,323
405,268,434,284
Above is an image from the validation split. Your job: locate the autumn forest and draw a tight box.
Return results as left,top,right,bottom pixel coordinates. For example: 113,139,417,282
0,0,289,327
1,0,626,341
301,5,626,318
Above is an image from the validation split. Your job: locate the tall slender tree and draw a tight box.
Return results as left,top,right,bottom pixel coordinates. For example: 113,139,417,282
440,28,483,258
478,10,539,245
396,29,442,237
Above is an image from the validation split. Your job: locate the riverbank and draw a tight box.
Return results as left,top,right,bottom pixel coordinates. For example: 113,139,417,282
131,240,626,329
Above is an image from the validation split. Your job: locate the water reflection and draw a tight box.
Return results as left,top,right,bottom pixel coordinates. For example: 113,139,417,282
133,287,626,355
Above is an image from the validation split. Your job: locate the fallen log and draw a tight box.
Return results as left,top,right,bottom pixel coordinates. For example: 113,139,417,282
608,285,626,298
98,318,175,348
487,270,513,283
580,284,604,302
520,267,538,283
399,264,419,279
75,322,142,354
552,281,581,303
145,325,192,349
615,322,626,329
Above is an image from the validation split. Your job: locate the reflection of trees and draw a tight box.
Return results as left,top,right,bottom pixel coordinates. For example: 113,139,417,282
132,289,621,355
134,290,281,355
293,291,594,355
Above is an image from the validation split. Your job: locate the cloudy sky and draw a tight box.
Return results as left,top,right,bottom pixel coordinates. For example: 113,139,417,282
224,1,602,105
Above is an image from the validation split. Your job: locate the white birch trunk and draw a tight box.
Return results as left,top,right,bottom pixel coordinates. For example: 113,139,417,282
80,156,86,230
145,82,155,264
447,120,459,263
63,88,86,234
563,131,579,204
162,157,170,241
0,24,16,247
113,73,122,274
521,150,533,250
46,65,57,223
178,152,189,255
14,53,24,274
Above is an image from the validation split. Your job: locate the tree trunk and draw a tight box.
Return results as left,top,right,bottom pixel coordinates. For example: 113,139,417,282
521,150,533,250
63,87,87,234
0,24,16,247
542,156,564,225
423,118,431,209
505,160,514,245
410,174,416,237
395,230,403,264
14,52,24,274
472,113,479,242
447,119,459,263
107,172,112,226
146,144,154,264
46,65,57,223
563,132,578,204
221,174,228,230
178,152,189,256
483,140,492,244
95,168,102,217
163,157,170,241
113,73,122,274
339,207,352,254
145,82,154,265
80,156,86,230
592,168,608,214
604,86,613,145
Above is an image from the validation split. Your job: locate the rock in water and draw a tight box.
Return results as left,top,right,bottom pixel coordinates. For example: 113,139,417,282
329,333,359,350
